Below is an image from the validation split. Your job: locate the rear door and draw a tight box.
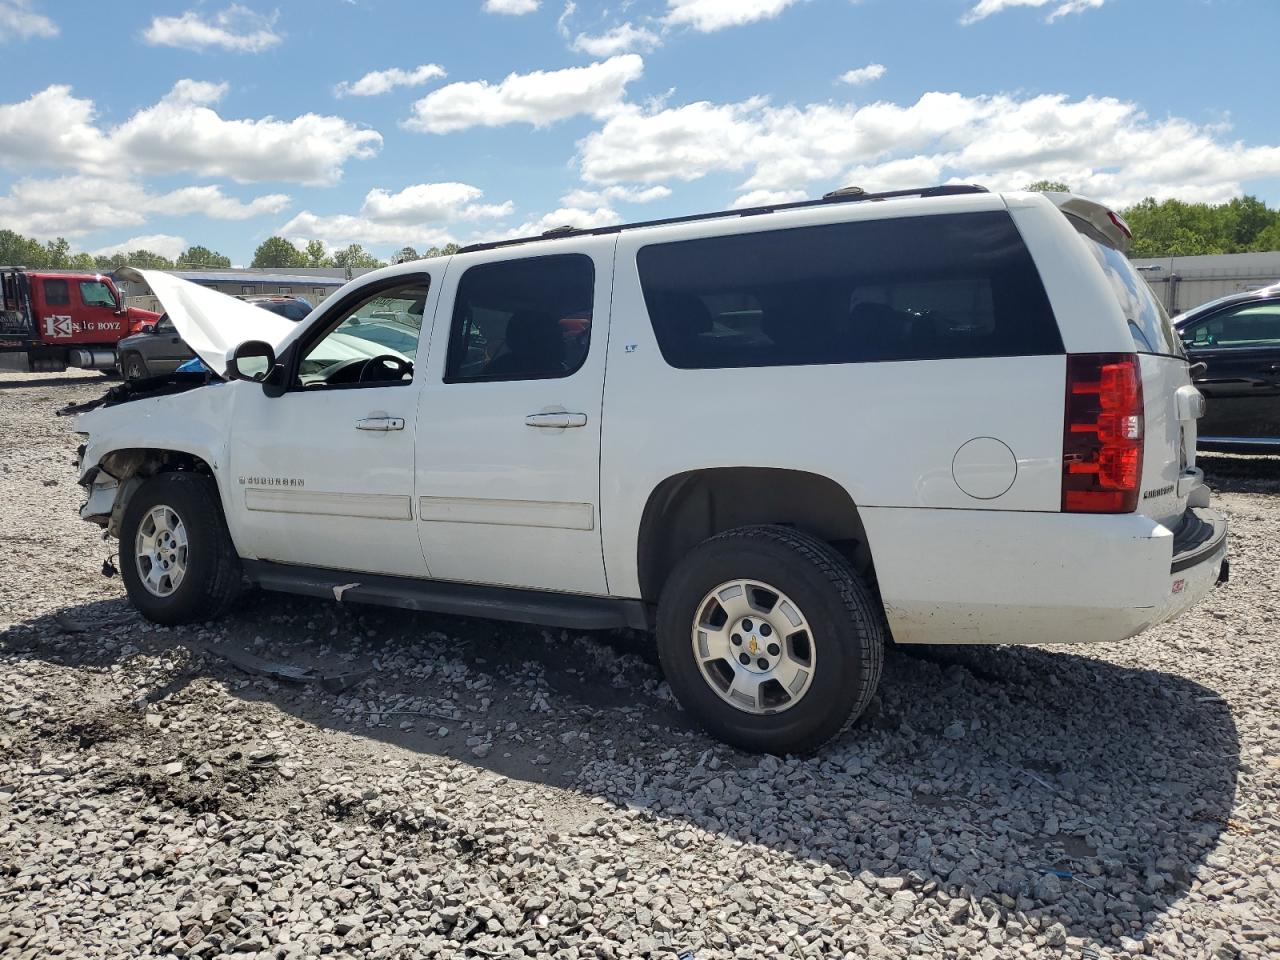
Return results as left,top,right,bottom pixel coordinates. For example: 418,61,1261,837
1181,300,1280,441
414,244,613,595
1078,235,1197,528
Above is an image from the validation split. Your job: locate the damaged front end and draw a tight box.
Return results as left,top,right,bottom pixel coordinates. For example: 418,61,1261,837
58,370,218,418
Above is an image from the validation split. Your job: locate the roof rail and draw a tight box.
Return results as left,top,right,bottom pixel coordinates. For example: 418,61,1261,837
457,184,989,254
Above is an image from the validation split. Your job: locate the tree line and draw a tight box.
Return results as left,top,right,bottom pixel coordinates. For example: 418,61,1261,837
4,192,1278,271
0,230,461,273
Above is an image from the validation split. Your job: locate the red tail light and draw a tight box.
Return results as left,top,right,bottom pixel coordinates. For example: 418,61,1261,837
1063,353,1144,513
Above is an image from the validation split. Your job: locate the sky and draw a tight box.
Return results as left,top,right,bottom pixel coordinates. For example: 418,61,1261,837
0,0,1277,266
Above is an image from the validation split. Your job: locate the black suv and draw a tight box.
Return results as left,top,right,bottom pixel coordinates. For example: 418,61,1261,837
1175,282,1280,453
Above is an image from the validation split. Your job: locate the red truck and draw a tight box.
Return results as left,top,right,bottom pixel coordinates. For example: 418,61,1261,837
0,267,160,372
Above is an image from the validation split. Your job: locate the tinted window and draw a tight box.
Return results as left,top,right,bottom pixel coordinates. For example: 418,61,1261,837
43,279,69,305
258,299,312,321
79,280,117,308
1187,302,1280,349
445,254,594,383
637,212,1062,369
1081,237,1181,355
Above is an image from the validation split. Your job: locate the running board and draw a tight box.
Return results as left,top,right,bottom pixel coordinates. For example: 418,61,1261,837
242,560,651,631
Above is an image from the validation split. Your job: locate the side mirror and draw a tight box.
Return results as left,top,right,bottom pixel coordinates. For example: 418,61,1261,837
227,340,277,383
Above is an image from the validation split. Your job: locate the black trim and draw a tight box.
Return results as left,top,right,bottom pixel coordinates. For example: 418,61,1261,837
457,185,989,254
242,560,652,631
1170,507,1227,574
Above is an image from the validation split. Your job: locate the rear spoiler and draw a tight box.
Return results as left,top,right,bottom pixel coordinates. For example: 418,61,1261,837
1042,192,1133,254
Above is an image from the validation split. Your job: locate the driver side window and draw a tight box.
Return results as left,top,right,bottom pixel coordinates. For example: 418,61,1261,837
296,279,430,389
1190,303,1280,349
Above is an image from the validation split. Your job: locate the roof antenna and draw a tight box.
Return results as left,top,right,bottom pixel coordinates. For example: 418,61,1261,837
822,185,866,200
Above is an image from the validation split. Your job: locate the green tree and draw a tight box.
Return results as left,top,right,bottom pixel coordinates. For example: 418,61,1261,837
1025,180,1071,193
252,236,307,268
0,229,48,267
332,243,384,269
304,239,332,267
177,245,232,269
68,252,97,270
43,237,71,267
1249,221,1280,253
423,242,461,259
393,246,420,264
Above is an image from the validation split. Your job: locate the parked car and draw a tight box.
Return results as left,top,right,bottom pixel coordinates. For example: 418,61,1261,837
116,295,313,379
72,185,1227,754
1174,282,1280,452
0,267,159,372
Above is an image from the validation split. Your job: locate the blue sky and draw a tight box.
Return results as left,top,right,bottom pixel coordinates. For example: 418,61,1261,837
0,0,1277,265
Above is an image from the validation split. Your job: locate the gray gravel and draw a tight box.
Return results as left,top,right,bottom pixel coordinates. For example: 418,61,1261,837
2,366,1279,959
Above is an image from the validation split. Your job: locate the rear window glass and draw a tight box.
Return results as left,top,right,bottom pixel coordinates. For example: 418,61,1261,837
1081,237,1181,356
636,211,1062,369
43,279,69,305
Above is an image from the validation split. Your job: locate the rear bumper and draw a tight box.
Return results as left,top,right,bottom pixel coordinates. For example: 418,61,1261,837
863,505,1227,646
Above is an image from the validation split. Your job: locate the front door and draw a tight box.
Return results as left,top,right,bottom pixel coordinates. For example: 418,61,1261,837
226,273,440,578
1186,300,1280,440
415,245,613,595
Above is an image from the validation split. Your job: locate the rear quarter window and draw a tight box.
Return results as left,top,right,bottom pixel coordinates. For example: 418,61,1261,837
1081,237,1181,356
636,211,1062,369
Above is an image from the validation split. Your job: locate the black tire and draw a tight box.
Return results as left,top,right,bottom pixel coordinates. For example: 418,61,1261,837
120,472,243,625
122,353,148,381
656,525,884,755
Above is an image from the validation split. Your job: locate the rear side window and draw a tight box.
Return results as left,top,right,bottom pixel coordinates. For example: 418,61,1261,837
1081,237,1181,356
636,211,1062,369
43,279,70,306
445,254,595,383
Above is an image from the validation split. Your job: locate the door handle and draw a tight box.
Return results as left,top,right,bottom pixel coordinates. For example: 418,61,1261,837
525,412,588,428
356,417,405,431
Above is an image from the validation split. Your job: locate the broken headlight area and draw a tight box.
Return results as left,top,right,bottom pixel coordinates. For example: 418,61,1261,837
56,370,219,418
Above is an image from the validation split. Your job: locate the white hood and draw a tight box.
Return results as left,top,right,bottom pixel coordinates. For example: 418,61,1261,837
117,268,297,376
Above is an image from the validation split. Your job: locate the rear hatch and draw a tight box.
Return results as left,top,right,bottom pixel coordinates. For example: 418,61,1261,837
1060,201,1200,529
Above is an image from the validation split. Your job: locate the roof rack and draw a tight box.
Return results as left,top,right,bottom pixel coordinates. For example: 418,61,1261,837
457,184,988,255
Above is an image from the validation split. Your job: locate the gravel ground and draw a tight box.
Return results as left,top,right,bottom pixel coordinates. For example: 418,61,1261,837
1,366,1278,959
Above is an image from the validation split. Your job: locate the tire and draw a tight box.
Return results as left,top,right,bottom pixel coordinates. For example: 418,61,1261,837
122,353,148,381
120,472,243,625
656,524,884,755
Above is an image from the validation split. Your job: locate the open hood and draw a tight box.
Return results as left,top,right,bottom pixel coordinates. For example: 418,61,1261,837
116,268,296,377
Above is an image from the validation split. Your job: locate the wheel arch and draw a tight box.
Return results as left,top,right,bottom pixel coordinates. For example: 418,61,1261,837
635,467,873,603
84,446,222,538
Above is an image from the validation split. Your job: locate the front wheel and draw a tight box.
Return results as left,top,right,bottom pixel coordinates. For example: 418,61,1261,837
120,472,243,625
121,353,148,381
656,525,884,755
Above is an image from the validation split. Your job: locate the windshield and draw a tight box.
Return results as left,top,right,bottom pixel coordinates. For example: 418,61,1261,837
1081,236,1182,356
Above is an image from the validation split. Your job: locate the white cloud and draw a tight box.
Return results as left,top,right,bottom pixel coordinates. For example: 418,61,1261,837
0,176,291,239
404,55,643,133
93,234,188,261
335,63,446,97
483,0,539,13
570,22,661,57
278,181,513,250
561,184,671,207
0,81,382,185
577,90,1280,209
962,0,1107,25
664,0,802,32
730,188,807,209
839,63,886,86
0,1,57,41
513,206,620,237
143,4,282,53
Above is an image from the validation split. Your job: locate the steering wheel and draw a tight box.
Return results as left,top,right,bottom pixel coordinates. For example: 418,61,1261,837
358,354,413,383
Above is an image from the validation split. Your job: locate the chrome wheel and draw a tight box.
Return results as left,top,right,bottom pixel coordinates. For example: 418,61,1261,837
134,504,188,598
691,579,816,715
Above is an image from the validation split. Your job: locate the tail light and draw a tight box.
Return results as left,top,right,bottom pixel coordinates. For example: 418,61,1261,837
1063,353,1144,513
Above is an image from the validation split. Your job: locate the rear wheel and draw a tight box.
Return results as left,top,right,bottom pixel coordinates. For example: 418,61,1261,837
656,525,884,754
120,473,242,625
121,353,148,381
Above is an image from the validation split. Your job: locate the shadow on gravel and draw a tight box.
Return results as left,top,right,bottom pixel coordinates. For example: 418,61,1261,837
1199,453,1280,493
0,374,108,390
6,592,1240,949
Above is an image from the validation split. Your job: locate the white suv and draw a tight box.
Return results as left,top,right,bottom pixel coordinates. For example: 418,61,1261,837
73,186,1228,754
